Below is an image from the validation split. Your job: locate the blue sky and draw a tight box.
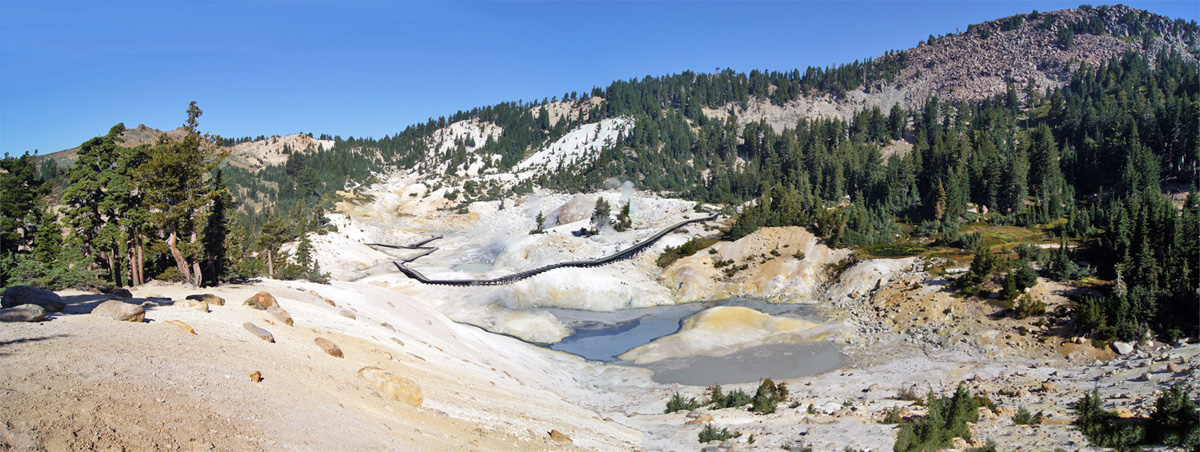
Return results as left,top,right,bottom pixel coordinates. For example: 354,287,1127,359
1,1,1196,156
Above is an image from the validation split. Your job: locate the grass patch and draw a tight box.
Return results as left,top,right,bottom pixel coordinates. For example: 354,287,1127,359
860,243,928,258
657,237,719,268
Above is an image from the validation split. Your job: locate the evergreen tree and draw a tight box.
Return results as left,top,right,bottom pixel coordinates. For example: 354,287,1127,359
135,102,228,287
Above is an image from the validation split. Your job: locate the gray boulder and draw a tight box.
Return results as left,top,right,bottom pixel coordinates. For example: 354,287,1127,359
0,304,47,322
112,288,134,298
1112,341,1134,355
1,285,65,312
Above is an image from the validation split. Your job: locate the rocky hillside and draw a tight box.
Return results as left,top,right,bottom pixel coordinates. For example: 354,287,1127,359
884,5,1197,108
722,5,1199,131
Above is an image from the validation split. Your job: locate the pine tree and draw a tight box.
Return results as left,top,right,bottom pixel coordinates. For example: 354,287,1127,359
615,201,632,232
135,102,229,287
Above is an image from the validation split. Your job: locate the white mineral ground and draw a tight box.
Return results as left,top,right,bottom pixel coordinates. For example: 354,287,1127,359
3,181,1198,451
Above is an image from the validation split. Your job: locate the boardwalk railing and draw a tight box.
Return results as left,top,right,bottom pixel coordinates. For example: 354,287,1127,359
368,214,718,286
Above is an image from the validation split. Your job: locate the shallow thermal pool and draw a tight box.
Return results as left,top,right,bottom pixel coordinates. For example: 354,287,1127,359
542,298,846,384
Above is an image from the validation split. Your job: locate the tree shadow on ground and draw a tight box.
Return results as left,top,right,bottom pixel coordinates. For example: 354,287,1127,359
57,294,175,317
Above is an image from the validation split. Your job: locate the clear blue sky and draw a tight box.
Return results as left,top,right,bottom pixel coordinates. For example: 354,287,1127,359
1,0,1196,156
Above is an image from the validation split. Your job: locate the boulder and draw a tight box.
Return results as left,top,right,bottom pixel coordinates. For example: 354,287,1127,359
548,430,572,444
91,300,145,322
164,320,195,334
266,305,293,326
186,294,225,306
1113,407,1135,418
243,322,274,343
314,337,343,357
555,194,597,225
1112,341,1134,355
357,366,422,407
179,299,209,312
0,304,46,322
112,288,134,298
243,292,278,310
1040,382,1057,393
1,285,65,312
1166,362,1182,373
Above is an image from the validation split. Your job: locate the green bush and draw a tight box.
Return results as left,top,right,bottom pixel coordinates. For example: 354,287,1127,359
665,392,702,414
698,424,740,443
894,383,979,452
751,378,789,414
1014,294,1047,319
1072,390,1145,450
1013,406,1043,425
709,384,752,409
1148,384,1200,448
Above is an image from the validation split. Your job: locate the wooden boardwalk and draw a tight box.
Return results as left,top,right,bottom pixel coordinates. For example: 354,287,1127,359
368,214,718,286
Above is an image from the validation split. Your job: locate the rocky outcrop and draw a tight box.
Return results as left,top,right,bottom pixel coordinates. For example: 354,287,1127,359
91,300,145,322
1,285,65,312
357,366,422,407
244,292,278,310
660,227,850,302
619,306,833,363
554,194,598,225
0,304,47,322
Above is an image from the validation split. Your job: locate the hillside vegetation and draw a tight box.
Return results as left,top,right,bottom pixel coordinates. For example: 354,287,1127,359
3,5,1198,342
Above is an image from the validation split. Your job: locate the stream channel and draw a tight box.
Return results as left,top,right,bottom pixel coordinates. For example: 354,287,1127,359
540,298,846,385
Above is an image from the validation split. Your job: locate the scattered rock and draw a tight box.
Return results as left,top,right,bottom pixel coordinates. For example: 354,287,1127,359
244,292,278,310
243,322,274,343
164,320,195,334
391,338,405,347
266,305,293,326
248,371,262,382
0,304,46,322
179,299,209,312
112,288,134,298
1040,382,1057,393
186,294,225,306
1112,341,1134,355
339,309,356,320
357,366,422,407
1,285,65,312
1139,371,1155,382
1166,362,1182,373
314,337,343,357
548,429,572,444
380,322,396,332
91,300,146,322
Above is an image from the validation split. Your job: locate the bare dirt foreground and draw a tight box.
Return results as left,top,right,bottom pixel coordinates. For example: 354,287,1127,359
0,280,644,452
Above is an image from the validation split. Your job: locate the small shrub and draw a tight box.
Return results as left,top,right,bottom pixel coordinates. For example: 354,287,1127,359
897,384,924,403
665,392,702,414
881,406,904,424
1014,406,1043,425
1014,294,1047,319
1148,384,1200,447
894,383,980,452
698,424,740,443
